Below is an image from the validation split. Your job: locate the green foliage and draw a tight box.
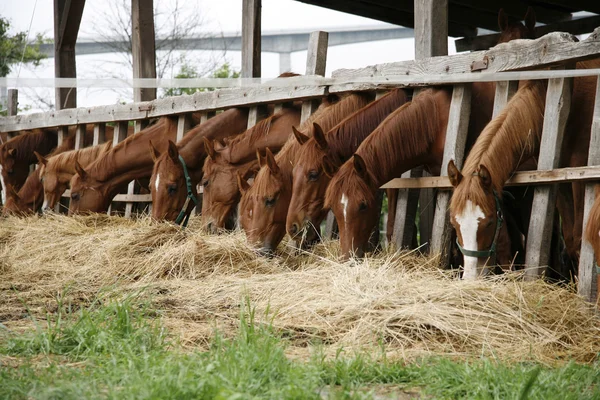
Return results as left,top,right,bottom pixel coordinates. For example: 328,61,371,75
162,59,240,97
0,17,47,77
1,295,599,399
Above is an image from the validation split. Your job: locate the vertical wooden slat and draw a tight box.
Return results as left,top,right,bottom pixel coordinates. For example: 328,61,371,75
242,0,261,130
93,123,106,146
430,84,473,264
301,31,328,123
414,0,448,59
492,81,519,118
176,114,192,142
6,89,18,141
74,124,86,149
200,111,216,125
124,121,146,218
132,0,157,103
525,77,573,278
578,75,600,301
53,126,68,213
107,121,129,215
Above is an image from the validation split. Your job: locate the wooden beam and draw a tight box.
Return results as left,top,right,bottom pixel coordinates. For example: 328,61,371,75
455,16,600,52
451,0,573,24
242,0,261,79
542,0,600,15
54,0,85,110
74,124,86,149
92,123,105,146
492,81,519,118
176,114,192,142
301,31,328,122
524,76,573,278
414,0,448,58
132,0,157,102
578,74,600,302
430,84,472,263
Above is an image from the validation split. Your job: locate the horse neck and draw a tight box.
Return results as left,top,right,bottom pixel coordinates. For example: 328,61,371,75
18,169,43,204
355,89,450,187
224,106,301,164
326,89,409,162
11,129,58,162
462,80,547,189
178,108,250,170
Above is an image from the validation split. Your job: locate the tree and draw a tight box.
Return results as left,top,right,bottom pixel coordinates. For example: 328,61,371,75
0,17,46,77
162,59,240,98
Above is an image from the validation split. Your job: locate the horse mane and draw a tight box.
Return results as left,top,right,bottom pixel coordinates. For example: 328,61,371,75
450,80,547,215
585,187,600,257
325,88,447,208
321,88,409,161
2,128,57,161
45,141,112,175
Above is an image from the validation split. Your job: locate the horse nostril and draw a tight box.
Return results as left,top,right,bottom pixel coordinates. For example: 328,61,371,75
290,223,299,235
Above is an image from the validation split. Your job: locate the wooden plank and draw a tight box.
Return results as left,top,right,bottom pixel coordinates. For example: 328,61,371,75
92,123,105,146
492,81,519,118
74,124,86,149
63,190,151,203
53,125,69,213
301,31,329,122
112,121,128,145
200,111,216,124
451,0,572,24
392,169,421,249
132,0,157,102
430,84,472,263
414,0,448,59
242,0,261,79
176,114,192,142
124,120,146,217
578,75,600,302
332,29,597,79
7,89,18,116
525,77,573,279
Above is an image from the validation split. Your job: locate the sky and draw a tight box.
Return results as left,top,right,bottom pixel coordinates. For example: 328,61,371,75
1,0,458,113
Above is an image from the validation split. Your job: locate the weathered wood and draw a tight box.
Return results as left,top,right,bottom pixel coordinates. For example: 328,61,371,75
132,0,157,102
92,123,105,146
392,169,421,249
57,126,67,147
324,211,338,240
300,31,329,123
74,124,86,149
525,77,573,279
176,114,192,142
242,0,261,79
382,165,600,189
332,29,598,79
430,84,472,264
63,190,151,203
7,89,18,116
54,0,85,110
112,121,128,145
578,75,600,302
124,120,146,217
414,0,448,59
492,81,519,118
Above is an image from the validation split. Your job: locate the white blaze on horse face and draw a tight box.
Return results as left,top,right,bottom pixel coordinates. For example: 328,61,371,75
154,173,160,192
0,164,5,204
340,193,348,225
455,200,485,280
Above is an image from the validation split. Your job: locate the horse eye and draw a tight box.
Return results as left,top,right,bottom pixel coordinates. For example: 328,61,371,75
71,192,80,201
167,184,177,195
202,179,209,188
7,169,14,176
265,197,276,207
358,201,368,212
308,170,319,181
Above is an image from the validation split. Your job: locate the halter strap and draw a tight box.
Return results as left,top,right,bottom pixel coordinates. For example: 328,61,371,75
174,155,198,228
456,189,504,259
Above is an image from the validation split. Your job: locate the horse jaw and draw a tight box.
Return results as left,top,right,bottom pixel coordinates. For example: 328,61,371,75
455,199,489,280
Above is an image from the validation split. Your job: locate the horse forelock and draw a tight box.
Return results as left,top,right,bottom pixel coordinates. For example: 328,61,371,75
325,161,376,210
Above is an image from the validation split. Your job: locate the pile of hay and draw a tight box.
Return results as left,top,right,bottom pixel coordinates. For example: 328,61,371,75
1,214,599,364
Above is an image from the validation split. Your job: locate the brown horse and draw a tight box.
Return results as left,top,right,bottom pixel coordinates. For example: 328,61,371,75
238,93,373,254
69,117,182,214
325,84,495,260
286,88,410,242
201,105,302,231
36,141,113,211
149,108,252,222
584,187,600,297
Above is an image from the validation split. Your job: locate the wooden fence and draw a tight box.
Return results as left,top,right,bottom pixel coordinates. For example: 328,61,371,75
2,28,600,301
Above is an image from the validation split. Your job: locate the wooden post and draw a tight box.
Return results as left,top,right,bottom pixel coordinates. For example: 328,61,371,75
107,121,129,215
124,121,147,218
301,31,328,122
176,114,192,142
430,84,472,263
492,81,519,118
7,89,18,116
414,0,448,59
525,77,573,278
54,126,68,213
132,0,156,103
92,123,106,146
74,124,86,149
578,76,600,301
242,0,262,129
53,0,85,110
392,168,421,248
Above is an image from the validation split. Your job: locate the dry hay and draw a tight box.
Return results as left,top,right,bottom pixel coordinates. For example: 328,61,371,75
0,214,599,365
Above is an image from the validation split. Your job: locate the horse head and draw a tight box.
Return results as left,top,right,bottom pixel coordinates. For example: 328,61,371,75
201,137,258,233
68,161,111,215
287,123,339,243
325,154,379,260
497,7,536,44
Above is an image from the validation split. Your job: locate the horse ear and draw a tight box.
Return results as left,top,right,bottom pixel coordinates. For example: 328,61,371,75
214,139,226,151
292,126,309,145
167,140,179,162
478,164,492,189
352,154,368,178
34,151,48,166
524,6,536,37
102,140,112,152
237,172,251,194
322,156,338,178
7,148,16,157
74,160,87,180
265,147,280,175
447,160,462,188
256,149,265,168
149,140,160,162
498,8,508,32
203,137,216,160
313,123,328,150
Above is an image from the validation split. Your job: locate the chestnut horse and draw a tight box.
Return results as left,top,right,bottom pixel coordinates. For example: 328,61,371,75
37,141,113,211
201,105,302,231
149,108,252,222
238,93,373,254
325,84,495,260
286,88,410,242
69,117,184,214
584,187,600,296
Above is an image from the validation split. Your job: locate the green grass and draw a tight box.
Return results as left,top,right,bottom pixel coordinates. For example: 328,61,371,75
1,295,599,400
